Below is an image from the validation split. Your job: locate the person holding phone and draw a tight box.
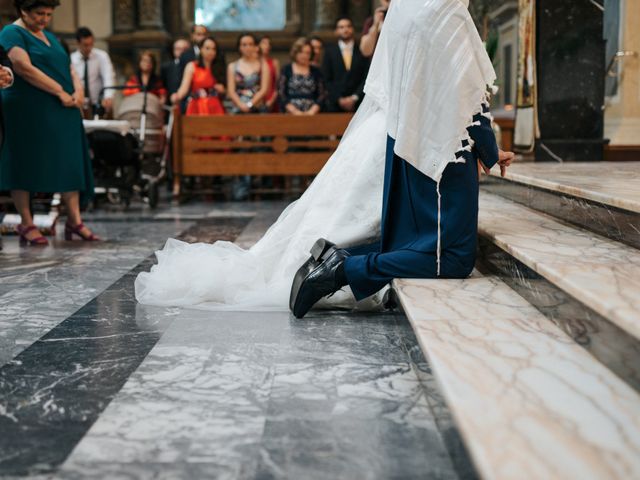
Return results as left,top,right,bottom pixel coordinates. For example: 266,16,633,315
360,0,391,58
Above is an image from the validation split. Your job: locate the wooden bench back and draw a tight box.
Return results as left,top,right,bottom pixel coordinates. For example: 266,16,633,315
172,111,353,177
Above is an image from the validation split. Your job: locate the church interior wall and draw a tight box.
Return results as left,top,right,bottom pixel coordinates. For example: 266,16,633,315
604,0,640,148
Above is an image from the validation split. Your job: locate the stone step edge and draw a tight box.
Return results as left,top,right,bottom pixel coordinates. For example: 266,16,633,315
487,170,640,214
478,192,640,342
393,275,640,480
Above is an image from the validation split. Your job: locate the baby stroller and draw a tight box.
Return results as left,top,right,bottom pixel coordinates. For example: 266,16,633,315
85,86,169,208
84,118,142,207
116,91,170,206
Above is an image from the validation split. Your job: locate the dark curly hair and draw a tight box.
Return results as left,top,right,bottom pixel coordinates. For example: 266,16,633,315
14,0,60,16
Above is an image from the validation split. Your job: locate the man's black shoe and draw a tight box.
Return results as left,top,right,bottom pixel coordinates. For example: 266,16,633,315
291,248,350,319
289,239,336,311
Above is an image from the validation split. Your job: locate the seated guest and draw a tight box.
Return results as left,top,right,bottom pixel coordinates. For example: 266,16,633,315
259,35,280,112
123,50,167,103
226,33,270,114
322,16,368,112
310,36,324,68
161,38,190,106
279,38,326,116
171,36,226,116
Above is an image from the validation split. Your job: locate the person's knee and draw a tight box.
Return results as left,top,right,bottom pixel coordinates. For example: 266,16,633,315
440,253,475,279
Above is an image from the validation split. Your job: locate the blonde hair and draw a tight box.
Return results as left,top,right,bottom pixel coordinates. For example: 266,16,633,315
289,37,313,62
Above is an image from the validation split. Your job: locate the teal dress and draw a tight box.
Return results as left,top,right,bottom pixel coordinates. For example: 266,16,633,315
0,25,93,203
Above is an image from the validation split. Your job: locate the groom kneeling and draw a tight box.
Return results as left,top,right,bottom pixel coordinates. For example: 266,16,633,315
290,118,514,319
289,0,514,319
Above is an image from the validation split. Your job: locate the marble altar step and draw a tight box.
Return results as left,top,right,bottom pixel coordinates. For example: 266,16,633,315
477,192,640,392
482,162,640,250
393,274,640,480
478,191,640,342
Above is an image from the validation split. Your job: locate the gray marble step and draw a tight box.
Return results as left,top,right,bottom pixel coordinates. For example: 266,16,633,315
483,162,640,249
394,274,640,480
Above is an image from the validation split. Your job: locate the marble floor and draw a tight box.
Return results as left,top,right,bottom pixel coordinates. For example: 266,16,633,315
0,200,473,480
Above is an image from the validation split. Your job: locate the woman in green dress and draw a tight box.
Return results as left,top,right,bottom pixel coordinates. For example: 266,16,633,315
0,0,99,246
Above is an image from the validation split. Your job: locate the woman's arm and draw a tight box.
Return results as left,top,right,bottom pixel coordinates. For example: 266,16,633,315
7,46,74,106
214,81,226,95
70,65,84,108
226,62,247,111
360,9,385,57
309,68,326,115
171,62,194,103
251,60,271,106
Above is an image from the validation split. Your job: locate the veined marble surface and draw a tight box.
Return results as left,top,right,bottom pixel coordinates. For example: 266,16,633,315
0,220,191,366
395,276,640,480
1,200,470,479
489,162,640,213
59,311,459,480
479,192,640,341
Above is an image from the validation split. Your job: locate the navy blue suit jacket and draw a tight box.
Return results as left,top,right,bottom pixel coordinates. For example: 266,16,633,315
379,106,500,269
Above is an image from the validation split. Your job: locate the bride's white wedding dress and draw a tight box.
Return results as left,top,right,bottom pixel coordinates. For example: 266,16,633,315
135,97,388,311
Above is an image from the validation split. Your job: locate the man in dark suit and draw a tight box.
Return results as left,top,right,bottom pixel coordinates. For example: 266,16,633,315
178,24,209,74
161,38,190,105
322,16,369,112
0,46,14,148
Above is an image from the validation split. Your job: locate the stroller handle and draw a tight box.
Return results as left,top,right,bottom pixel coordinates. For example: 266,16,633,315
93,84,148,119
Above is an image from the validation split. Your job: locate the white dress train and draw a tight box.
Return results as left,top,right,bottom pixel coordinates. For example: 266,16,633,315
134,97,388,311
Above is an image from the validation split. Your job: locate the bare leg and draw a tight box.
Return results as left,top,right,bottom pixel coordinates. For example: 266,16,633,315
61,191,100,240
11,190,44,241
11,190,33,225
61,191,82,226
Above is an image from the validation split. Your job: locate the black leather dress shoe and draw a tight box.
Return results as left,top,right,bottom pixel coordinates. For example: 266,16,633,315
289,239,336,311
291,248,350,319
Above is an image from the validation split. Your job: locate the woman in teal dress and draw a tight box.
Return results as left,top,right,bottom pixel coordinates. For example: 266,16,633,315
0,0,99,246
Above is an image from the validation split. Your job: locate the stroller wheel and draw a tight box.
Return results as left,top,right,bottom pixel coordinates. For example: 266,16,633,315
148,182,159,209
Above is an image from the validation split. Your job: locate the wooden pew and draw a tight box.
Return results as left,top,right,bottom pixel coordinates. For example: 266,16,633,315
171,109,353,197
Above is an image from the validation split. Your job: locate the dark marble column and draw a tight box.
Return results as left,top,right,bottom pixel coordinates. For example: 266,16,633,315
315,0,342,30
285,0,303,32
113,0,136,33
535,0,605,161
347,0,370,30
138,0,163,29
